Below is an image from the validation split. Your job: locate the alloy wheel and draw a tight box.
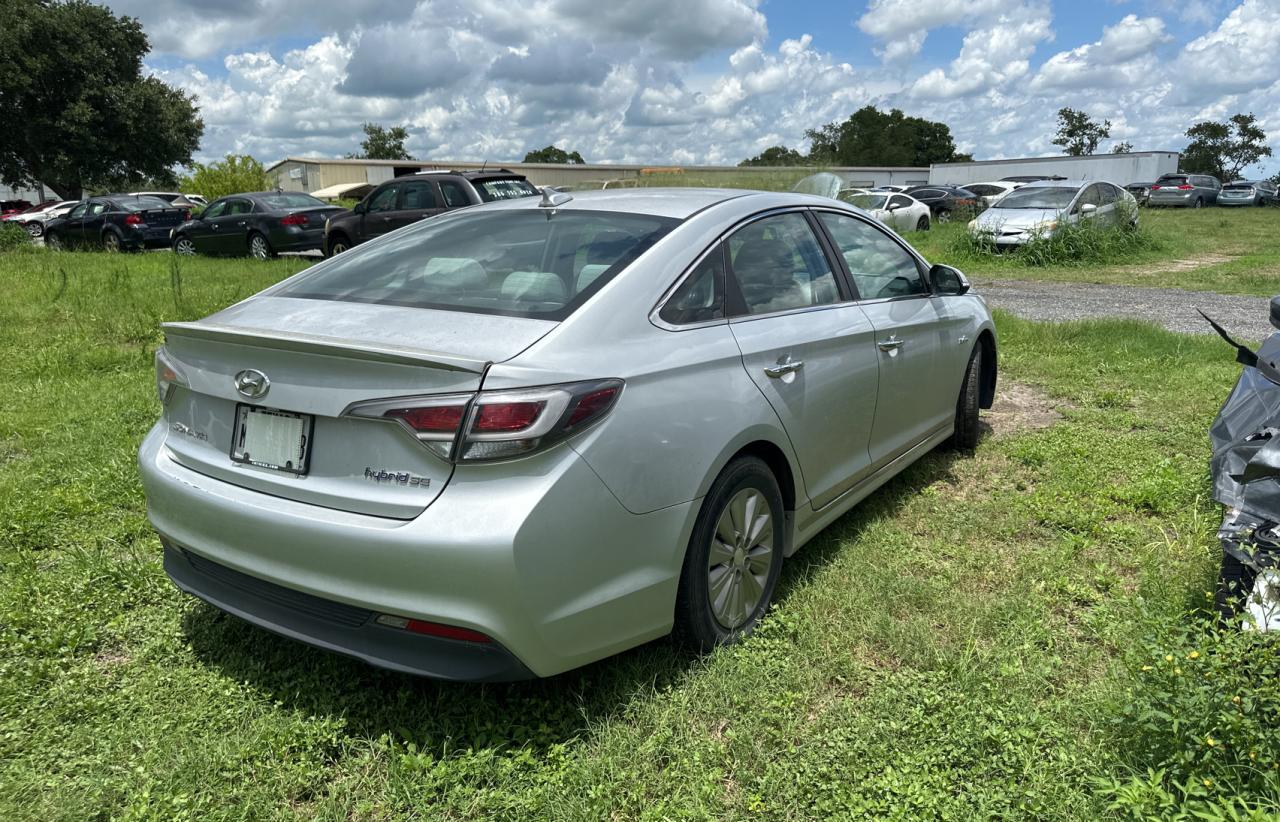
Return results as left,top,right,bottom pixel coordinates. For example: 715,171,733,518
330,240,349,256
707,488,776,629
250,235,269,260
103,232,120,252
937,210,951,223
174,237,196,256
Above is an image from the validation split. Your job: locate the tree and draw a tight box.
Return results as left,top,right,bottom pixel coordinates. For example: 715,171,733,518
739,145,806,167
1181,114,1272,181
348,123,412,160
523,145,585,164
1052,108,1111,156
0,0,203,199
179,155,271,200
804,107,969,167
1111,142,1133,154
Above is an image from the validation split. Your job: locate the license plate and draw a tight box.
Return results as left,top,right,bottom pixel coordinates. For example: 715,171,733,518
231,405,313,475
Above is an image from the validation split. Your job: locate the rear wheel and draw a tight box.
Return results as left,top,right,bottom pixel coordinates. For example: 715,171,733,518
1194,197,1204,209
173,235,196,256
248,232,274,260
916,215,930,232
673,456,784,654
947,346,983,451
936,209,952,224
102,231,121,253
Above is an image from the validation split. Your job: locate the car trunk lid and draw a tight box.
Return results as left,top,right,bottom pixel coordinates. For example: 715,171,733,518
158,297,558,518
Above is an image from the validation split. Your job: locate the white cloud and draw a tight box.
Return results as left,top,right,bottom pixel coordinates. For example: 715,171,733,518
1174,0,1280,96
1031,15,1170,90
857,0,1008,62
909,6,1054,99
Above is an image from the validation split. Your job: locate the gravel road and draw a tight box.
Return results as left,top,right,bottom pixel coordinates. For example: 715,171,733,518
974,279,1273,341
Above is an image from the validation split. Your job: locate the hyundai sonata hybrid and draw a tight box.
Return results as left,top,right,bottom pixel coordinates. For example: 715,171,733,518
139,188,997,681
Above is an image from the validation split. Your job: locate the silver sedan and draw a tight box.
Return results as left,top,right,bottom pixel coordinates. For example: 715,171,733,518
139,188,997,680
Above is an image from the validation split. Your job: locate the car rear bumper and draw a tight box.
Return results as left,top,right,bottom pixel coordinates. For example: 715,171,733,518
268,226,326,252
1218,198,1257,206
138,423,697,678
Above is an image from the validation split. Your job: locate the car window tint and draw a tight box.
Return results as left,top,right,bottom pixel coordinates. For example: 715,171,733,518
889,195,911,208
367,186,399,212
399,181,438,210
224,199,252,216
726,212,840,316
817,212,928,300
66,203,88,219
88,202,108,216
1097,184,1117,205
474,179,539,202
439,181,470,208
660,246,725,325
277,209,677,320
201,201,227,220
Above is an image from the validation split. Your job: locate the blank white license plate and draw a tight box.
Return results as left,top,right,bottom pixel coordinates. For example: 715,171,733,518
231,405,313,475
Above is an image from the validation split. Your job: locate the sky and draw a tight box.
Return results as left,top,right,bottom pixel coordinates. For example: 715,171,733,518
101,0,1280,176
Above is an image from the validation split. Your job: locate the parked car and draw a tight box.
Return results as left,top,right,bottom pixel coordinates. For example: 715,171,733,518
324,169,540,256
963,181,1022,208
902,185,980,223
0,199,34,218
10,199,79,237
875,184,911,193
44,195,186,251
139,188,997,680
1147,173,1221,208
128,191,208,209
968,179,1137,247
1218,179,1279,207
1125,182,1156,206
839,190,932,232
171,191,346,259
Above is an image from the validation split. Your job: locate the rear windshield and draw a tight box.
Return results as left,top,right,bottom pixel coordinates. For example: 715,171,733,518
276,209,679,319
1156,176,1188,186
116,196,174,211
474,178,539,202
1223,183,1254,191
257,193,326,210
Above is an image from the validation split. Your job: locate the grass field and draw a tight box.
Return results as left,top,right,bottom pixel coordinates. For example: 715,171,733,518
1,234,1279,819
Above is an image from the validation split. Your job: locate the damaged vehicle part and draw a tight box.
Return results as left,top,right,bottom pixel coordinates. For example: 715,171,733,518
1206,297,1280,630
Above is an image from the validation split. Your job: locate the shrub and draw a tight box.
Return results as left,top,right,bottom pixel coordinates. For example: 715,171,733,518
0,221,32,252
1096,615,1280,820
178,154,271,200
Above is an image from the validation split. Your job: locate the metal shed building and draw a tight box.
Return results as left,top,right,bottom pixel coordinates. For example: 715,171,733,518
929,152,1180,186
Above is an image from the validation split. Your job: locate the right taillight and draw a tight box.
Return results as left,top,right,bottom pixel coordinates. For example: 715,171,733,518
345,380,623,462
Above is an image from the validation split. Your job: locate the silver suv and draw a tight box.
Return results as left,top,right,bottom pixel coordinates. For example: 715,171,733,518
1148,173,1221,208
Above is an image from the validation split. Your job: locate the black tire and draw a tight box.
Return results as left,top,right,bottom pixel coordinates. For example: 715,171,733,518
936,209,952,224
45,232,63,251
173,234,197,256
326,233,352,257
947,346,983,451
248,231,275,260
916,216,930,232
673,456,785,654
25,222,42,238
102,231,121,252
1194,197,1204,209
1214,551,1257,623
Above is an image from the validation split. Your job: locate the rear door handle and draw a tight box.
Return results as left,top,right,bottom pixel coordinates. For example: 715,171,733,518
878,336,904,352
764,356,804,378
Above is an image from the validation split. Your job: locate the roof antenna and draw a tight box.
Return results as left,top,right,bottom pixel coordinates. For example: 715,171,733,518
480,159,487,172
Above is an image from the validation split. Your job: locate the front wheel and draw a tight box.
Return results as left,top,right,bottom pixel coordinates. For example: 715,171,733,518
916,215,930,232
173,235,196,256
326,234,352,257
1215,551,1258,624
248,232,274,260
45,232,63,250
947,345,983,451
673,456,784,654
25,222,43,238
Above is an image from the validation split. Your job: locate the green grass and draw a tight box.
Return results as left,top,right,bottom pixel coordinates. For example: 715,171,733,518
2,249,1279,819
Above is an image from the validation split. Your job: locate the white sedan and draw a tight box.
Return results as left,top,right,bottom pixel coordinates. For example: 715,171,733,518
838,190,932,232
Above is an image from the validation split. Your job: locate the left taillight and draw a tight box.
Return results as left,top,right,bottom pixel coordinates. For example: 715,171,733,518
125,213,143,225
155,347,187,404
345,379,623,462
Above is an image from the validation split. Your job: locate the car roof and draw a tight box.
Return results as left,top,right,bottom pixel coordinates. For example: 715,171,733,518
1017,179,1088,189
468,187,779,219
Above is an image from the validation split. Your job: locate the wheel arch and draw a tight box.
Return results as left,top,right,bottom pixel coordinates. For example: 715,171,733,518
977,328,997,409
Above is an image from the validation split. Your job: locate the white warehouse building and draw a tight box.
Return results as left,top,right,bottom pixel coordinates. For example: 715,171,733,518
929,151,1180,186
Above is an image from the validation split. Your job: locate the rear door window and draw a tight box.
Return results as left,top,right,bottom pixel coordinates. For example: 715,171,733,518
398,181,439,210
439,180,471,208
725,212,841,316
276,209,677,320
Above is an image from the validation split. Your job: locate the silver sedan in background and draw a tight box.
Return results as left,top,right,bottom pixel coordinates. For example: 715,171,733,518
139,188,997,680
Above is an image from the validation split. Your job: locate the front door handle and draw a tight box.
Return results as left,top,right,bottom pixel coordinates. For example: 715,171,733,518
764,356,804,378
877,336,904,352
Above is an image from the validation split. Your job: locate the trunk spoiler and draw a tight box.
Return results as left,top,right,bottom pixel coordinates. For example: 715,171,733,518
162,321,490,373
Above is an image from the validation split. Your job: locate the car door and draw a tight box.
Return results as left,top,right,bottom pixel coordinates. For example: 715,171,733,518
207,197,252,254
81,199,111,245
359,184,401,242
723,210,881,509
186,199,227,253
389,180,445,230
888,195,914,231
814,210,961,467
58,201,89,245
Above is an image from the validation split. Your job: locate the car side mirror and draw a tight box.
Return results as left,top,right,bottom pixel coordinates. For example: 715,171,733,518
353,201,366,215
887,203,901,211
931,264,970,295
1270,296,1280,331
1080,203,1098,215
